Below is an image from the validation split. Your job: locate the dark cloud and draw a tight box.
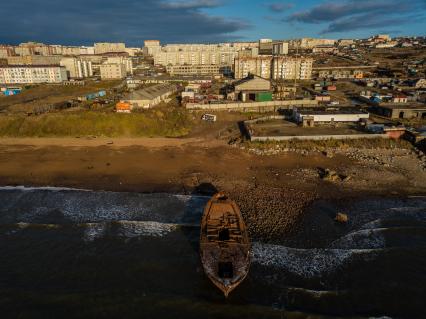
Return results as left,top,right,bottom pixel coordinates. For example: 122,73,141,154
320,14,419,34
267,2,293,13
289,0,411,24
287,0,425,34
161,0,222,10
0,0,250,46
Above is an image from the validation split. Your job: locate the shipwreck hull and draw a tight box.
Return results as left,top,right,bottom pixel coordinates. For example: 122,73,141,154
200,193,251,297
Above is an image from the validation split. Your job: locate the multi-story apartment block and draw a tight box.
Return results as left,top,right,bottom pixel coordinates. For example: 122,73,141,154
7,55,62,65
143,40,161,56
99,63,126,80
0,46,15,58
295,38,336,49
60,46,94,55
0,66,68,84
272,57,313,80
94,43,126,54
105,57,133,75
166,64,231,76
272,42,289,55
154,44,238,67
60,57,93,79
234,56,272,79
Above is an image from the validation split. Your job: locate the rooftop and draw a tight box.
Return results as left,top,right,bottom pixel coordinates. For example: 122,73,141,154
296,107,369,115
123,84,176,101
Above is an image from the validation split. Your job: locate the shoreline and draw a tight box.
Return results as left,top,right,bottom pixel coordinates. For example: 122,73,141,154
0,137,425,242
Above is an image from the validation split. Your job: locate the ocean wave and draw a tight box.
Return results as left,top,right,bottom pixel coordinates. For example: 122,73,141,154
252,242,378,278
330,228,386,249
0,187,209,225
82,221,178,241
0,185,93,192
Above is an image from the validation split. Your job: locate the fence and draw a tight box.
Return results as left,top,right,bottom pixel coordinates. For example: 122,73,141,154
186,99,318,112
243,115,389,142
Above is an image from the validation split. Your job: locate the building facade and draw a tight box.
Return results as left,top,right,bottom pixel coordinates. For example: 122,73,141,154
99,63,127,80
143,40,161,56
7,55,62,65
119,83,177,109
166,64,230,76
272,57,313,80
94,43,126,54
0,66,68,84
105,57,133,75
154,44,238,67
234,56,272,79
60,57,93,79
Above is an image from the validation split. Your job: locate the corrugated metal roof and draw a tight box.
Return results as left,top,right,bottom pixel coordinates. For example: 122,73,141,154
123,84,176,101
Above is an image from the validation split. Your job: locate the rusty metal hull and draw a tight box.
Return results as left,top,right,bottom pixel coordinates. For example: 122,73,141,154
200,193,251,297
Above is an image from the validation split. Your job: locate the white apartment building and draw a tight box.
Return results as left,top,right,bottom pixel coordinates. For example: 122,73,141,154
60,57,93,79
0,66,68,84
99,63,126,80
143,40,161,56
105,57,133,75
94,43,126,54
7,55,62,65
166,64,231,76
154,44,238,67
298,38,336,49
272,42,289,55
272,57,313,80
234,56,272,79
0,46,15,58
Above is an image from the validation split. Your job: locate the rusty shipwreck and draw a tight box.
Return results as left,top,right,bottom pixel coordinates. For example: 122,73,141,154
200,193,251,297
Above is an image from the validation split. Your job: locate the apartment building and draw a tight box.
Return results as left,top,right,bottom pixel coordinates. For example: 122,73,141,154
7,55,62,65
298,38,336,49
154,44,237,67
272,42,289,55
0,46,15,58
59,46,94,55
60,57,93,79
234,56,272,79
143,40,161,56
15,42,55,56
166,64,231,76
272,56,313,80
94,43,126,54
0,66,68,84
259,39,273,55
99,63,126,80
105,57,133,75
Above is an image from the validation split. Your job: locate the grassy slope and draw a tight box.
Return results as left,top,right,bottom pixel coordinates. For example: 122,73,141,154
0,109,193,138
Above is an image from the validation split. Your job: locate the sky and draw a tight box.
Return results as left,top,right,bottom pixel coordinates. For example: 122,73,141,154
0,0,425,46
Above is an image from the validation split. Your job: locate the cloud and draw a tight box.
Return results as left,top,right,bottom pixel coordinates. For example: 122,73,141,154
267,2,293,13
289,0,411,24
161,0,222,9
287,0,425,34
0,0,250,46
320,14,418,34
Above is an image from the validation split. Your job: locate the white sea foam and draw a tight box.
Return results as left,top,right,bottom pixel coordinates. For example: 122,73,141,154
83,223,107,241
330,228,386,249
117,221,178,238
0,185,93,192
82,221,178,241
252,242,378,278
